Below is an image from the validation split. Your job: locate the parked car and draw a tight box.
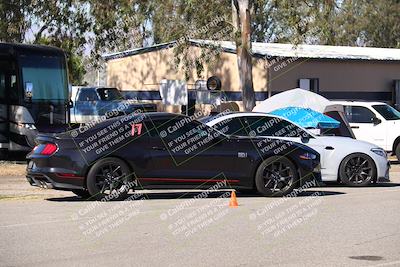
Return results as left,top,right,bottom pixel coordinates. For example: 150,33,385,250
203,112,390,186
253,88,356,138
26,113,321,199
334,101,400,161
70,86,157,124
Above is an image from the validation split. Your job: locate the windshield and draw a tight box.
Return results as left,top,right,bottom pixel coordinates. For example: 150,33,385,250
373,104,400,120
97,88,124,101
19,54,68,101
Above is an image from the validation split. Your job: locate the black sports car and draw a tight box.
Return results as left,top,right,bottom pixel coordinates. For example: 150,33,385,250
26,112,321,199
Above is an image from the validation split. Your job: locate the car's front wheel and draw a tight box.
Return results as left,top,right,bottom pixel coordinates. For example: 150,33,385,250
86,157,132,200
339,153,376,186
255,156,298,197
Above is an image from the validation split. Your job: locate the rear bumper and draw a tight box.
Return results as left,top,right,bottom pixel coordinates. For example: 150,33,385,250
26,160,85,190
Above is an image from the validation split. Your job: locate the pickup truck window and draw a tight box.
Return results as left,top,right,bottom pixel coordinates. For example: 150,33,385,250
97,88,124,101
344,106,375,123
373,104,400,120
77,89,99,101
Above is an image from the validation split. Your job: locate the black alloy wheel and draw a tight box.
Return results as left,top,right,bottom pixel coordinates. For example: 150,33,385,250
339,153,376,186
255,156,298,197
87,158,132,200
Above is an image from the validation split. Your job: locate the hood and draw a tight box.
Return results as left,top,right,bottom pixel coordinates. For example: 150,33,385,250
317,136,383,149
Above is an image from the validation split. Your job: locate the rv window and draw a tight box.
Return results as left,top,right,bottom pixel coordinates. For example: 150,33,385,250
19,54,68,101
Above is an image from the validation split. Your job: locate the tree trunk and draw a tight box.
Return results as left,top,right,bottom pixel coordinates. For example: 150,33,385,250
232,0,255,111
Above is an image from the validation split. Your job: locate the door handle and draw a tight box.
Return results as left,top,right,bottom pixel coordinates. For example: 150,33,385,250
325,146,334,150
152,146,166,151
351,126,360,129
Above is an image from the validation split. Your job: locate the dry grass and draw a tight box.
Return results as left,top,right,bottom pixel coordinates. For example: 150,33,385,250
0,162,27,176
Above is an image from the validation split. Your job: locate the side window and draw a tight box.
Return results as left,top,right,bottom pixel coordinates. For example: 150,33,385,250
147,118,219,155
77,89,99,101
245,116,306,137
345,106,375,123
147,119,209,140
213,117,248,136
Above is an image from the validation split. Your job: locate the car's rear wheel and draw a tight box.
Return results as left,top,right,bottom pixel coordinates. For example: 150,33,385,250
71,189,91,199
339,153,376,186
395,143,400,162
86,157,132,200
255,156,298,197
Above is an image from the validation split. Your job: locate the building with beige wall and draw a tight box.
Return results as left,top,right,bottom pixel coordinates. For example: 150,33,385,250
104,40,400,113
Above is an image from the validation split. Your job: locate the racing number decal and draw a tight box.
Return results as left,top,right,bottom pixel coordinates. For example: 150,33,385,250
131,123,143,137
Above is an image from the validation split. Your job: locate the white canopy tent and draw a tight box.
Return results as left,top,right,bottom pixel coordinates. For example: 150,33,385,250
253,88,343,113
253,88,355,138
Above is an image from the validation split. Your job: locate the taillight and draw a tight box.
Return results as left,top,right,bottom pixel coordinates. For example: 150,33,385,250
34,143,58,156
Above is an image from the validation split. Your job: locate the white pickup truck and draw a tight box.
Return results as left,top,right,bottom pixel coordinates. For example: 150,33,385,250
334,101,400,161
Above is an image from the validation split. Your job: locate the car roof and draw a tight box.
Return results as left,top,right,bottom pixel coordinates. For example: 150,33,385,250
204,111,316,137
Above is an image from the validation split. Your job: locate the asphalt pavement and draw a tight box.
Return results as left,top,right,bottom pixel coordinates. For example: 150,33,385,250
0,163,399,267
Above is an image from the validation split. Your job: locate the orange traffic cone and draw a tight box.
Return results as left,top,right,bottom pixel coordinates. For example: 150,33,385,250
229,191,239,208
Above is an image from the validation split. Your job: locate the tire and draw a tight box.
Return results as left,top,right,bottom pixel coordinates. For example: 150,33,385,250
339,153,376,186
255,156,298,197
395,143,400,163
71,189,91,199
86,157,132,200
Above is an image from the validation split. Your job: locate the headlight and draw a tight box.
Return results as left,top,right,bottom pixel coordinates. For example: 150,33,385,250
299,152,317,160
371,148,387,158
17,123,37,130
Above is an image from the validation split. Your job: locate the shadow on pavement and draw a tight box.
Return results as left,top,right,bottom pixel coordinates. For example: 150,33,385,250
324,182,400,188
46,189,346,202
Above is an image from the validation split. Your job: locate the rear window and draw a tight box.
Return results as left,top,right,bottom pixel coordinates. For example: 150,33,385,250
324,111,354,138
97,88,124,101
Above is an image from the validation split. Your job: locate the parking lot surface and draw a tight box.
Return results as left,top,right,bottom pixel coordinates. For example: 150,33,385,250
0,162,399,266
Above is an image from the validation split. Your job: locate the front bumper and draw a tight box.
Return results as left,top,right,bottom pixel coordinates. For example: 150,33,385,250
26,160,85,190
376,161,391,183
298,168,322,187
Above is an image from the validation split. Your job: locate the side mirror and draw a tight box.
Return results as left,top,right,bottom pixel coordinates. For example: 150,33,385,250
301,134,310,144
24,82,33,102
372,117,382,125
68,99,74,108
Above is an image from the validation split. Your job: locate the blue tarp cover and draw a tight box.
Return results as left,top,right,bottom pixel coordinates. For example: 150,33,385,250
270,107,340,129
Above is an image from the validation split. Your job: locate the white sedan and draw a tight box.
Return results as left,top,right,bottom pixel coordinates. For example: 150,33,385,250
203,112,390,186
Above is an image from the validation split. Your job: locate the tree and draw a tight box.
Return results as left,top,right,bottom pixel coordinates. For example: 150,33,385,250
0,0,92,85
2,1,399,96
232,0,255,111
